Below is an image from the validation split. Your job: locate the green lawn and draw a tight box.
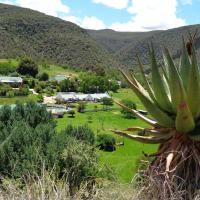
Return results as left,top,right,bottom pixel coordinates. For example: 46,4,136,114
40,64,78,78
56,89,158,183
0,94,38,104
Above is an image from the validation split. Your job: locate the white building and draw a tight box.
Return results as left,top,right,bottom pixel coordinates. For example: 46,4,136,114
56,92,111,102
0,76,23,86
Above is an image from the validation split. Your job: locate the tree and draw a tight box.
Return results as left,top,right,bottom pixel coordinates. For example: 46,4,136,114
17,57,38,77
120,99,137,119
67,110,75,118
38,72,49,81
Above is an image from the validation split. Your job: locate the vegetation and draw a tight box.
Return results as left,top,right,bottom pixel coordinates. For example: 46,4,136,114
112,37,200,199
0,103,113,196
97,134,116,152
120,99,137,119
17,57,38,77
0,3,119,70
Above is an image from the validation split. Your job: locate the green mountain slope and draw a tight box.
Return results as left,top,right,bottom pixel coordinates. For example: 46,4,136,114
0,3,120,70
88,25,200,67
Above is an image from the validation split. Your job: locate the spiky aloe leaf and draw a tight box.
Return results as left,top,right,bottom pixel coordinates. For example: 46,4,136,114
179,38,191,89
136,55,156,102
150,46,172,112
111,129,172,144
120,70,174,127
187,42,200,118
163,48,195,133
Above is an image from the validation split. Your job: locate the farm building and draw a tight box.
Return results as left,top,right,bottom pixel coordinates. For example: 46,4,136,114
0,76,23,87
56,92,111,102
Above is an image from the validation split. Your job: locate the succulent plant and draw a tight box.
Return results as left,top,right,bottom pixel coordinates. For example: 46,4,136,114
111,33,200,198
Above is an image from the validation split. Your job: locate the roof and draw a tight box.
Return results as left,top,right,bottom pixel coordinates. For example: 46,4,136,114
56,92,76,100
0,76,23,83
56,92,111,101
91,93,110,99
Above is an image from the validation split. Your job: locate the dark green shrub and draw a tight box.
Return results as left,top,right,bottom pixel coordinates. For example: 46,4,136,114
37,72,49,81
61,125,95,145
102,97,113,107
0,103,58,178
97,134,116,152
120,99,137,119
17,57,38,77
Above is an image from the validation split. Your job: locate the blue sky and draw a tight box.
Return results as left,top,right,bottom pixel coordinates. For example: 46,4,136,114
0,0,200,31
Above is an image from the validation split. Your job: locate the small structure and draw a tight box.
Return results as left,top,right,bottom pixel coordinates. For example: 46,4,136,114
0,76,23,87
50,75,70,82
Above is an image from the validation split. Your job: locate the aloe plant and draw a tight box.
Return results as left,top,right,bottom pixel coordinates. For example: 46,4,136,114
112,34,200,198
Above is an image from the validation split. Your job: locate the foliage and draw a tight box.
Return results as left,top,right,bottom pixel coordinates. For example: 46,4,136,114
77,102,86,113
59,79,77,92
0,4,119,70
120,99,137,119
61,125,95,145
62,137,100,195
97,134,116,152
0,60,17,75
102,97,113,107
37,72,49,81
67,110,75,118
0,103,58,178
17,57,38,77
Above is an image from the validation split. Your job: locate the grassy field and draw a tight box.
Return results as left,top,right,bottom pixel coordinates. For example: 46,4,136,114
40,64,78,78
0,94,38,104
56,89,158,183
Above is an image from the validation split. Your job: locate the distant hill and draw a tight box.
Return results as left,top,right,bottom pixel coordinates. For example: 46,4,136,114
0,3,120,70
88,26,200,67
1,3,200,71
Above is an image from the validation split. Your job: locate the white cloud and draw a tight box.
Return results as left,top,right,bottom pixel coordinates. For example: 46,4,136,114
180,0,192,5
92,0,129,9
0,0,16,4
15,0,70,17
110,0,186,31
62,15,106,30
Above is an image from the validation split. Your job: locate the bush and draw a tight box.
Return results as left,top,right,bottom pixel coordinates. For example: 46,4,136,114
0,103,58,178
37,94,44,103
17,57,38,77
37,72,49,81
0,84,12,96
120,99,137,119
62,137,99,195
6,90,14,98
61,125,95,145
97,134,116,152
77,102,86,112
102,97,113,107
